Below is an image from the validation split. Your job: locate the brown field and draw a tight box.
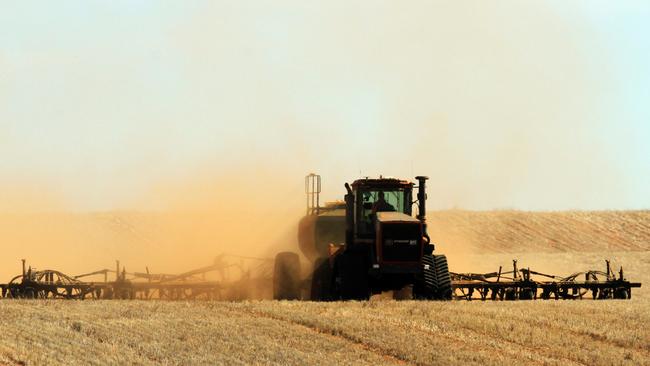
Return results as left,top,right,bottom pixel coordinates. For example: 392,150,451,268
0,297,648,366
0,211,648,365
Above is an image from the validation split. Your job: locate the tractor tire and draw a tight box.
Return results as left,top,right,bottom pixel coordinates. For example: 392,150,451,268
310,257,332,301
413,254,438,300
273,252,301,300
433,255,453,300
333,252,369,301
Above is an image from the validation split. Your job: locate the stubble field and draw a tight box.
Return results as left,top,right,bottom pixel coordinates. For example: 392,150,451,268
0,298,648,366
0,210,648,365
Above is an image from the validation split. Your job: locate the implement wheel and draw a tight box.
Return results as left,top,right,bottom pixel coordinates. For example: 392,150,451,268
614,287,630,300
273,252,301,300
519,288,535,300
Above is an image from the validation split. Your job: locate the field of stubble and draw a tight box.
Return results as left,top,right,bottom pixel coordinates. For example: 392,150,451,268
0,296,648,366
1,211,648,365
1,249,648,366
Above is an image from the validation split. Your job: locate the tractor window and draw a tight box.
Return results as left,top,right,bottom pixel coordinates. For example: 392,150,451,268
363,190,404,213
357,189,409,236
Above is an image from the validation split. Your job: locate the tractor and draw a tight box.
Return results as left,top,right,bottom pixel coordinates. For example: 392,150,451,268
273,174,452,301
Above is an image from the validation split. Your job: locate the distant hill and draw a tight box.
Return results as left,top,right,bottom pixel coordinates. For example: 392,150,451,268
0,210,648,281
427,210,650,252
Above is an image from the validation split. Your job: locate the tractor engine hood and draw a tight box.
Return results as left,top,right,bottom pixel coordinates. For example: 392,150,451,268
375,212,423,264
376,211,421,224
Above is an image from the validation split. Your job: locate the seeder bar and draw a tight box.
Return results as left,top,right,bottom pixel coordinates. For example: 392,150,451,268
452,280,641,300
450,259,642,301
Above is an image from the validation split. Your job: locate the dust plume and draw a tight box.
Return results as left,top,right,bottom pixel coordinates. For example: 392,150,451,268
132,165,307,268
0,164,307,294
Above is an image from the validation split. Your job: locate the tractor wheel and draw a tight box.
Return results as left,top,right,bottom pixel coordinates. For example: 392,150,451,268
310,257,332,301
341,253,370,300
413,254,437,300
333,252,369,301
433,255,453,300
273,252,301,300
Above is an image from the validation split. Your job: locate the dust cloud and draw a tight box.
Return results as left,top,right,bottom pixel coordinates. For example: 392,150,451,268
0,165,306,287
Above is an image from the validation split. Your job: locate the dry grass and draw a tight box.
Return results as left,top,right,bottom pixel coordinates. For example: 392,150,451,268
0,298,647,366
0,211,647,365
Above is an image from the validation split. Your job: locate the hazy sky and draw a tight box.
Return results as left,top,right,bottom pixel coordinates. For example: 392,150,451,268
0,1,648,211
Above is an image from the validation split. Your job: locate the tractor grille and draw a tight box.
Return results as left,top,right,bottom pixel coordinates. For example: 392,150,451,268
380,223,422,262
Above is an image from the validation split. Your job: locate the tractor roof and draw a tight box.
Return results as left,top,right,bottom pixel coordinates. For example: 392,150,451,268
351,177,413,190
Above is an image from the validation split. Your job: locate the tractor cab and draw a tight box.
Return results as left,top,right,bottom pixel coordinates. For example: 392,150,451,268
345,177,431,269
351,178,414,239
